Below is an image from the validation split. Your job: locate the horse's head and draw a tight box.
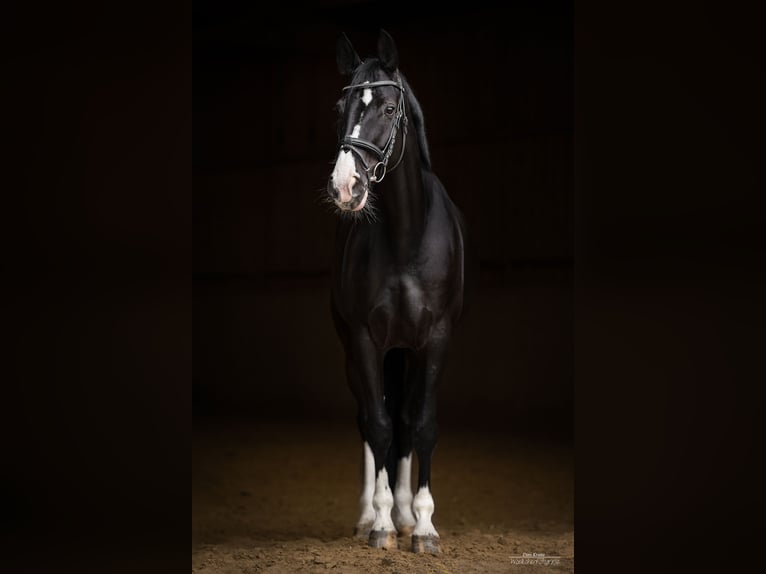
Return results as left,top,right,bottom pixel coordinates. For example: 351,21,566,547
328,30,405,213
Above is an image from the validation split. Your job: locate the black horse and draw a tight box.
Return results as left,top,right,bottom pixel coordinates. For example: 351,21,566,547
326,30,465,554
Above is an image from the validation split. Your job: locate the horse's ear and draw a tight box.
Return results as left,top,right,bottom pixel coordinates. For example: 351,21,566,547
336,33,362,75
377,29,399,72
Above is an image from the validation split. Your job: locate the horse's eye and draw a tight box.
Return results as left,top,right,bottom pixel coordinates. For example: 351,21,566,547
384,105,395,116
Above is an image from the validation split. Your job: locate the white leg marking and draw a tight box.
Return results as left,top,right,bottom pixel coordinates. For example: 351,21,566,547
393,455,416,531
331,149,359,204
412,485,439,537
356,442,376,531
371,468,395,532
362,88,373,106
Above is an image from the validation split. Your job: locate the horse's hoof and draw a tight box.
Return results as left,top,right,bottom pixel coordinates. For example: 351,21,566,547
354,522,373,539
369,529,398,550
396,524,415,538
412,534,441,554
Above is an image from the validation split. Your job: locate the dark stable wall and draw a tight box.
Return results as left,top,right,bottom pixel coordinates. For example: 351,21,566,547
193,0,573,437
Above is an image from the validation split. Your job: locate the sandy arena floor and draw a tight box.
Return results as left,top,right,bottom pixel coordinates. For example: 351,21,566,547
192,418,573,573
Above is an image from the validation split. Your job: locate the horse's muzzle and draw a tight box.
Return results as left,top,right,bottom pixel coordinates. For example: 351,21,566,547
328,178,368,212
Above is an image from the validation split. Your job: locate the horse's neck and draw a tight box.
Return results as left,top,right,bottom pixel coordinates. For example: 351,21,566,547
379,142,427,263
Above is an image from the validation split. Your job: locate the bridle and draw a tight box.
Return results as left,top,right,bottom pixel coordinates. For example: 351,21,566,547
339,73,408,184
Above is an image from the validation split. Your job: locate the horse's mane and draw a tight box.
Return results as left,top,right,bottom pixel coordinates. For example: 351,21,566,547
349,60,432,171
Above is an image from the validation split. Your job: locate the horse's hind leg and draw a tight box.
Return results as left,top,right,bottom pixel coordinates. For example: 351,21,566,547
392,354,417,537
383,350,417,537
392,452,416,537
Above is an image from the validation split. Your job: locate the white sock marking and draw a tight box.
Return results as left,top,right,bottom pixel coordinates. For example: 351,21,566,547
393,454,416,531
412,485,439,537
371,468,395,532
356,442,376,530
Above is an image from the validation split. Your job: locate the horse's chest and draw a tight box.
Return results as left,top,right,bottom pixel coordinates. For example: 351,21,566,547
367,275,434,351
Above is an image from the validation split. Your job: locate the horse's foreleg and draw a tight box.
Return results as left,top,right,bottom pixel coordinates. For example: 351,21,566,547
353,441,376,538
368,457,397,550
411,327,450,554
366,407,397,549
347,333,398,550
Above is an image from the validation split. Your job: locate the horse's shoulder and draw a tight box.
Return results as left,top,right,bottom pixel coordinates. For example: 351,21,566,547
422,170,466,318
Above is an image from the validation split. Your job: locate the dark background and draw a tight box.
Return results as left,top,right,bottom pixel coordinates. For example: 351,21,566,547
2,1,762,572
193,0,574,436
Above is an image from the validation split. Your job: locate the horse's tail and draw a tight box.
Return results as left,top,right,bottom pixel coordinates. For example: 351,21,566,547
383,347,410,490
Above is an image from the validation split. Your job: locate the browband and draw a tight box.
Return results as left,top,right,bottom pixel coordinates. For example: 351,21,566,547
342,80,404,92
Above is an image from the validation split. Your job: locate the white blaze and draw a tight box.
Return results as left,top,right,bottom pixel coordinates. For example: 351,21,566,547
362,87,373,106
412,485,439,537
356,442,376,531
331,81,372,209
331,149,359,204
